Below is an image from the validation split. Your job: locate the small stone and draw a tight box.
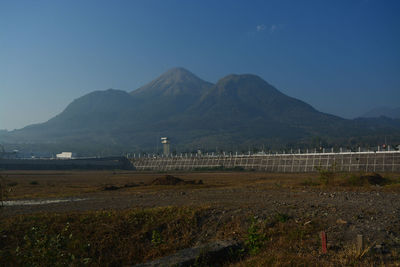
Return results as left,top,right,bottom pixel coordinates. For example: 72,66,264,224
336,219,347,224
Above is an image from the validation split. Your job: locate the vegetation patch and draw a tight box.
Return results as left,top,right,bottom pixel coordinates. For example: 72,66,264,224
300,178,320,186
316,164,337,186
347,172,389,186
0,206,209,266
1,205,398,266
232,217,392,267
301,169,398,189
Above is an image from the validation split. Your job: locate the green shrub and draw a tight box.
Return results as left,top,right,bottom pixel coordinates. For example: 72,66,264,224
151,230,163,246
245,218,266,255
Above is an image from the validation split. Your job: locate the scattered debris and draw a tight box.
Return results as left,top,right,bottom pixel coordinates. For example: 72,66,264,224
124,183,139,188
103,183,139,191
103,185,120,191
149,175,203,186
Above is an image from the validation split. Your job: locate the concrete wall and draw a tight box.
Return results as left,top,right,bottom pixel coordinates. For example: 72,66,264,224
130,151,400,172
0,157,134,170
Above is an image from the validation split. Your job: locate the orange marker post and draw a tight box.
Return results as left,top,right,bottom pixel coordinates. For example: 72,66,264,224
321,231,327,254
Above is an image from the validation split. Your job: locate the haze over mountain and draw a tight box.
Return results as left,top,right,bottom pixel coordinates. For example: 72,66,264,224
1,68,399,156
360,107,400,119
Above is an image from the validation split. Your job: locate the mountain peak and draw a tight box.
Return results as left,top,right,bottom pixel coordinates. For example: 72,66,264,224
162,67,193,76
220,73,262,80
217,73,271,85
212,73,279,97
131,67,213,98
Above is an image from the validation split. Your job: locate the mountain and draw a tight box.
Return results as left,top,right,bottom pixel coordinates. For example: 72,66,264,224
132,67,212,99
1,67,400,155
8,89,136,139
129,67,212,121
168,74,396,148
2,89,141,155
188,74,340,127
361,107,400,119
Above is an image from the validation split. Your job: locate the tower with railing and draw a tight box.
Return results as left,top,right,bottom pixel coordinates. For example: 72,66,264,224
161,137,170,156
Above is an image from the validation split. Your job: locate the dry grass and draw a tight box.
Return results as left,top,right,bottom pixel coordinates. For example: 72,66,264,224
1,206,395,266
1,170,400,265
229,217,394,267
300,171,400,192
0,206,212,266
0,170,319,199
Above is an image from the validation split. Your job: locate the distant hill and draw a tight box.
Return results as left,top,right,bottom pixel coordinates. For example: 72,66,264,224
361,107,400,119
1,67,400,156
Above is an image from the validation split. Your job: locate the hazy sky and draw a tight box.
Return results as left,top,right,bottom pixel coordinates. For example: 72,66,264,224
1,0,399,130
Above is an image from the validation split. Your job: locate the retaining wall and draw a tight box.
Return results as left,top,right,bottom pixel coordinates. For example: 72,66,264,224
0,157,133,170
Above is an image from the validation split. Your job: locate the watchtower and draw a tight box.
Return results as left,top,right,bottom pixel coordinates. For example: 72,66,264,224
161,137,170,156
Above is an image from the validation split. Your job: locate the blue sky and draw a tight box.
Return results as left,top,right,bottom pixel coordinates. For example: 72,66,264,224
1,0,399,130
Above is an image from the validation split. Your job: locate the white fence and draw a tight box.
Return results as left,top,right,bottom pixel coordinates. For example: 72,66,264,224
130,151,400,172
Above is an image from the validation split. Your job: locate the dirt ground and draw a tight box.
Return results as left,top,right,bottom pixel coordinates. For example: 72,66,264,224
1,171,400,253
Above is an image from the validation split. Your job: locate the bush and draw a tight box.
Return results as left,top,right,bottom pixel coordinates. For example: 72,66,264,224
245,218,266,255
315,163,337,186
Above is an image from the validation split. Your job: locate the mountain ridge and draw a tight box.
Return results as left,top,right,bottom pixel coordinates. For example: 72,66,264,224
1,67,399,155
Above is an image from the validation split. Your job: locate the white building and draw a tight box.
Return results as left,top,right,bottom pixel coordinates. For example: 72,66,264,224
56,152,75,159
